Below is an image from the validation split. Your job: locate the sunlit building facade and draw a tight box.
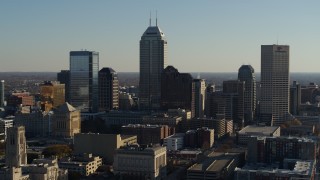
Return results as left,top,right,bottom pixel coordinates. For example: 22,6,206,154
69,51,99,113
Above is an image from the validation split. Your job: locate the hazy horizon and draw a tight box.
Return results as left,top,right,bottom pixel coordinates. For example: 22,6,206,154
1,1,319,72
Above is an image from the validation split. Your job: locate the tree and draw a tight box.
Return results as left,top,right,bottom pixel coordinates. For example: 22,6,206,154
42,144,72,158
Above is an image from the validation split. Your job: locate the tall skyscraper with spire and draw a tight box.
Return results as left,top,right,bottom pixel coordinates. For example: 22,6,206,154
139,17,167,110
260,45,290,126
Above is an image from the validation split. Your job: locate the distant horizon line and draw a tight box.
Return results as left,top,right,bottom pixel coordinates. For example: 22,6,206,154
1,71,320,74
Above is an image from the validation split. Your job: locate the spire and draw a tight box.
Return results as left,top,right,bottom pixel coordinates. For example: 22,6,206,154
156,10,158,26
149,11,152,26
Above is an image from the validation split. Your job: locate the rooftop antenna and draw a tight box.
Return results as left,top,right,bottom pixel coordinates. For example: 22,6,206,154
277,34,279,45
156,10,158,26
149,11,152,26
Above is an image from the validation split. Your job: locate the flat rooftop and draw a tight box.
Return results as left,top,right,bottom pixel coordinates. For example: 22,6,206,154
238,125,279,135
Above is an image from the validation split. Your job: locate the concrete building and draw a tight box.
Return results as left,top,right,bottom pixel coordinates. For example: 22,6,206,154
161,66,193,112
139,21,167,111
237,125,280,145
69,51,99,113
119,92,134,110
5,126,27,167
122,124,173,145
247,136,316,164
0,167,29,180
0,117,13,140
102,110,148,126
74,133,137,164
238,65,256,122
0,80,4,107
235,160,316,180
113,145,167,180
193,79,206,118
142,114,182,127
52,102,81,138
200,118,233,139
14,109,50,138
57,70,70,103
260,45,290,126
223,80,245,128
187,152,243,180
167,109,192,120
24,158,68,180
163,133,185,150
59,153,102,176
39,81,65,112
185,127,214,149
290,81,301,115
98,67,119,111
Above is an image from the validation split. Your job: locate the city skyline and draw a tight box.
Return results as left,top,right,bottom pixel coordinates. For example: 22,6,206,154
0,1,319,72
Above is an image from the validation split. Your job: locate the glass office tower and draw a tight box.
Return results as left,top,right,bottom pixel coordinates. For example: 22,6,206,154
69,51,99,113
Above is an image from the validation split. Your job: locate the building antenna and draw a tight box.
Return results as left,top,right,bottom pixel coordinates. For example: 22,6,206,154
149,11,152,26
277,34,279,45
156,10,158,26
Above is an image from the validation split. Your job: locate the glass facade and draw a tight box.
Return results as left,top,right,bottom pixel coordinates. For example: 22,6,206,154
69,51,99,113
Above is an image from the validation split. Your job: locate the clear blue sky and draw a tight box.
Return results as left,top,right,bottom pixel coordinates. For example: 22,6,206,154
0,0,319,72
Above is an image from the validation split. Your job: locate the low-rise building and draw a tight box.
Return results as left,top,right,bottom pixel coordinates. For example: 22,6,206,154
0,167,29,180
187,152,243,180
74,133,137,164
235,160,316,180
237,125,280,145
113,145,167,180
122,124,173,145
185,127,214,149
163,133,185,150
59,153,102,176
23,158,68,180
142,114,182,127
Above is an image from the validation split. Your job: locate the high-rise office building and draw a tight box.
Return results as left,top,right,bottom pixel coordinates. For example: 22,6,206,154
161,66,193,111
139,21,167,111
223,80,245,128
193,79,206,118
5,126,27,167
260,45,290,126
57,70,70,102
290,81,301,115
0,80,4,107
238,65,256,122
98,67,119,111
69,51,99,113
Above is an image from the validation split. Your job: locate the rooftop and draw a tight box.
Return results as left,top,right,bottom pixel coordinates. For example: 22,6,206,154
238,125,280,135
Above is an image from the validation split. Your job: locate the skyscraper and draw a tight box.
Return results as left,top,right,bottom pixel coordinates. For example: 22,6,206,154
99,67,119,111
260,45,290,126
139,20,167,111
69,51,99,113
223,80,245,128
290,81,301,115
161,66,193,111
0,80,4,107
57,70,70,102
193,79,206,118
238,65,256,123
